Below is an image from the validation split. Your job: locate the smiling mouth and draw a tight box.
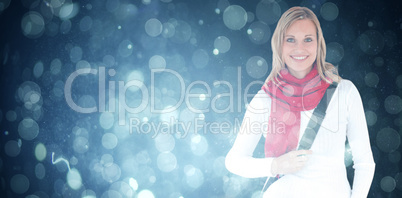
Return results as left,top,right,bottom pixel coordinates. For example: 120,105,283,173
291,55,308,60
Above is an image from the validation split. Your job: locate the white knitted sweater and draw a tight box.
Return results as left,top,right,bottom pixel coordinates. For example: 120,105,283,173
225,79,375,198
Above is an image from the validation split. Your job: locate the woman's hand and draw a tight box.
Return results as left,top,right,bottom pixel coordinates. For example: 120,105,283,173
271,150,313,175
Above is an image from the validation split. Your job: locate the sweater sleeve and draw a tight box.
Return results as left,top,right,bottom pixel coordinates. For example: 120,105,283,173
225,91,276,178
345,82,376,198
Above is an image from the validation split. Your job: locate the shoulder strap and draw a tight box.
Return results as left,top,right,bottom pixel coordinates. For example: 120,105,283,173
297,82,338,150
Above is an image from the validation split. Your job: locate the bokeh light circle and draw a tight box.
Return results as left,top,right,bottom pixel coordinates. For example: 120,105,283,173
256,0,281,25
157,152,177,172
214,36,231,54
21,11,45,39
380,176,396,192
247,21,271,45
376,128,400,153
246,56,268,79
10,174,30,194
384,95,402,114
145,18,163,37
320,2,339,21
223,5,247,30
18,118,39,140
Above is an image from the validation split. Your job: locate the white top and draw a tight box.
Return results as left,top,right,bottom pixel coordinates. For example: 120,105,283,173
225,80,375,198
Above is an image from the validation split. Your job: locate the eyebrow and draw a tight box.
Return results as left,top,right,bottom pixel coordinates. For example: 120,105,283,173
285,34,315,37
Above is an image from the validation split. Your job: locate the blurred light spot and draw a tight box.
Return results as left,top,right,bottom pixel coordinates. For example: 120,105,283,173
359,30,384,55
160,106,179,126
247,11,255,22
73,136,89,153
102,133,118,149
246,56,268,79
368,21,374,27
103,55,115,67
320,2,339,21
256,1,281,25
214,36,231,54
215,8,220,14
35,163,46,179
102,163,121,183
364,72,379,88
380,176,396,192
50,58,62,75
80,16,93,32
157,152,177,172
155,134,175,152
376,127,400,153
384,95,402,114
35,143,47,161
18,118,39,140
70,46,83,63
142,0,151,5
33,61,44,78
223,5,247,30
6,110,17,122
101,154,114,166
213,156,228,176
110,181,135,197
118,39,134,57
60,19,72,34
21,11,45,39
126,70,145,92
162,22,175,38
374,57,384,67
326,42,344,65
10,174,30,194
192,49,209,69
81,189,97,198
78,95,97,109
149,55,166,70
100,112,115,130
223,177,242,197
145,18,163,37
191,135,208,156
67,168,82,190
53,80,65,98
247,21,271,45
0,0,11,13
59,3,79,20
171,20,192,43
198,19,204,25
184,165,204,189
129,178,139,191
4,140,21,157
137,189,155,198
365,110,377,126
213,49,219,55
106,0,120,13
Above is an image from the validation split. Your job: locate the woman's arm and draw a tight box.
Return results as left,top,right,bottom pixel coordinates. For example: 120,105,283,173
346,82,376,198
225,91,276,178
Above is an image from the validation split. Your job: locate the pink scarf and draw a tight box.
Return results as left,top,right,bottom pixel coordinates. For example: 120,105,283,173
261,65,331,157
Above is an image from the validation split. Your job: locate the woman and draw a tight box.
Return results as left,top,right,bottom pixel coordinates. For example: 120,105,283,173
225,7,375,197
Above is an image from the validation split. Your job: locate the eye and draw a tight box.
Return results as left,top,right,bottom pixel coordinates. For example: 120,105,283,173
286,38,295,43
304,37,313,42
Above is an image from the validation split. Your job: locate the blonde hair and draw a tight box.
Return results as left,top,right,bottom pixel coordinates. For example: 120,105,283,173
265,6,340,84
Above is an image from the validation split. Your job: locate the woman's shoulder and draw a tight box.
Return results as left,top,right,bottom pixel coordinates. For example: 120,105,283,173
336,79,358,93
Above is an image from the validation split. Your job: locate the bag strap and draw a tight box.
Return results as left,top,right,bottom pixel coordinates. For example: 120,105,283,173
261,82,338,195
297,82,338,150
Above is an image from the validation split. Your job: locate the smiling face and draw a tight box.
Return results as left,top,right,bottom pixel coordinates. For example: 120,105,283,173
282,19,317,79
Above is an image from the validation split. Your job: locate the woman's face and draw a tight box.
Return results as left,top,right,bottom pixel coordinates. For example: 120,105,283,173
282,19,317,79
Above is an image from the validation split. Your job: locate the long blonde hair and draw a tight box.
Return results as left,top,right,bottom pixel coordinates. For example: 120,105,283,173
265,6,340,84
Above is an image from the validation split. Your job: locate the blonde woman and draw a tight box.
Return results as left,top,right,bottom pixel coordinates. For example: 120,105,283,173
225,7,375,197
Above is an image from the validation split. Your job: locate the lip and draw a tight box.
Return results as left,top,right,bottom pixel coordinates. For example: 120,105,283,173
291,55,308,61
